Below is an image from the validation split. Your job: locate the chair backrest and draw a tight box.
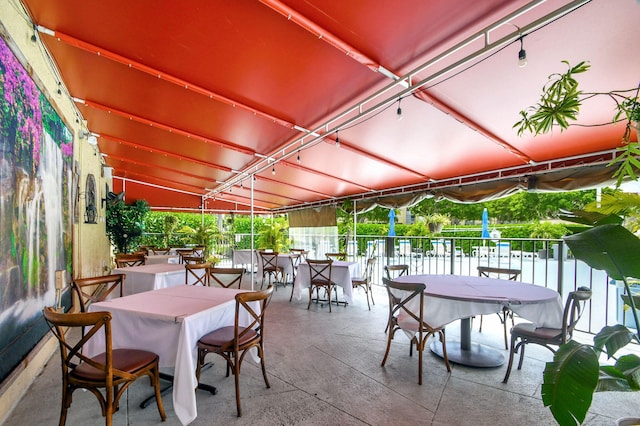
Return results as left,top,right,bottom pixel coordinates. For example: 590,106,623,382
43,307,120,385
152,247,171,255
115,253,145,267
382,277,425,329
363,257,377,282
185,262,209,286
71,274,126,312
384,264,409,280
288,253,302,271
217,286,274,352
259,251,280,272
477,266,521,281
208,267,245,288
176,249,195,264
183,255,206,264
290,248,308,261
561,286,592,343
325,252,347,261
192,246,206,256
307,259,333,286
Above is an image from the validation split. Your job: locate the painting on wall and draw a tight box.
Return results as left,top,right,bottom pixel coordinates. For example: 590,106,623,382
0,36,74,383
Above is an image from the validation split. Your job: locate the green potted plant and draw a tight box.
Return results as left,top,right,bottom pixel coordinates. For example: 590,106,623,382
514,61,640,185
105,199,149,254
257,218,289,252
540,210,640,425
424,213,450,234
177,222,220,256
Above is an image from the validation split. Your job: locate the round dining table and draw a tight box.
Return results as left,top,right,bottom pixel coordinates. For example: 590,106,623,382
394,274,563,367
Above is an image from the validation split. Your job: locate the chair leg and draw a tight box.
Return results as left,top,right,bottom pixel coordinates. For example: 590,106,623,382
418,337,423,386
289,281,295,302
380,327,394,367
364,286,371,310
233,359,242,417
258,343,270,389
502,334,518,383
479,315,484,332
328,286,332,312
152,362,167,421
439,330,451,372
369,283,375,306
307,286,313,310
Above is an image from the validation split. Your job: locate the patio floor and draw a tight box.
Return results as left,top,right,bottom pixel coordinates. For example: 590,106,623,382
5,276,638,425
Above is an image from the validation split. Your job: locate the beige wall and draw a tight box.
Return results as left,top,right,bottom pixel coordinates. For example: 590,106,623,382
0,3,111,421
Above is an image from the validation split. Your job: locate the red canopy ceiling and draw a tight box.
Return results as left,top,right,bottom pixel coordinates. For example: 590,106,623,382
20,0,640,213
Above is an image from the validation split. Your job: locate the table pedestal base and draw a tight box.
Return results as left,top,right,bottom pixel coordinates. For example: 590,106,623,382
140,365,217,409
430,340,504,368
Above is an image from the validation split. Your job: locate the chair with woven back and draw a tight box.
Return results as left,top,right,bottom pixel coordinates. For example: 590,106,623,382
42,307,166,425
208,267,245,289
185,262,209,286
476,266,522,349
503,286,592,383
351,257,377,310
307,258,337,312
114,253,145,268
195,286,274,417
258,251,284,290
380,277,451,385
325,252,347,261
71,274,126,312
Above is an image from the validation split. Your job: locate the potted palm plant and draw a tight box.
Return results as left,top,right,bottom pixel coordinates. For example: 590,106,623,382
424,213,451,234
540,210,640,425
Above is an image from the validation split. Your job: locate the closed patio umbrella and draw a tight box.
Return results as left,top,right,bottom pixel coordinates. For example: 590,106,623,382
482,208,490,239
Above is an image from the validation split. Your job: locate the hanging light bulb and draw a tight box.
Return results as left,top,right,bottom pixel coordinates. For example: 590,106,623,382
272,166,275,175
297,150,301,163
396,98,403,120
335,131,340,148
518,37,527,68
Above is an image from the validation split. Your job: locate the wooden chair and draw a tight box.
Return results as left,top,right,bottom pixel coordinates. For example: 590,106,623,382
503,286,592,383
114,253,145,268
208,267,245,289
43,307,166,425
380,277,451,385
71,274,126,312
351,257,377,310
175,248,195,264
287,253,302,302
383,264,409,280
307,259,337,312
192,245,206,257
258,251,283,290
185,262,209,286
152,247,171,255
289,248,308,262
183,255,205,264
325,252,347,261
196,286,274,417
476,266,521,349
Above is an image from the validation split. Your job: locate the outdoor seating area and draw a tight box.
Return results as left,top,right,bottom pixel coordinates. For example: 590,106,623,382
7,274,638,425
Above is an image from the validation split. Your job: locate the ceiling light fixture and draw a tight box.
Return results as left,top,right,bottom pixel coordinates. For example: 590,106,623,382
396,98,403,120
518,37,527,68
272,166,275,175
335,131,340,148
297,150,301,163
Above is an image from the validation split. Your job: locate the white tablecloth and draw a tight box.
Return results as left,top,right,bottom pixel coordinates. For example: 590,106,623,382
112,264,188,296
232,249,256,266
145,254,180,264
86,286,251,425
394,274,563,329
293,261,361,304
257,253,296,281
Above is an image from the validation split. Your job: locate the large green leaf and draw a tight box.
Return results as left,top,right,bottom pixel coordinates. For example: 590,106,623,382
563,224,640,280
542,341,599,425
593,324,636,358
558,209,623,226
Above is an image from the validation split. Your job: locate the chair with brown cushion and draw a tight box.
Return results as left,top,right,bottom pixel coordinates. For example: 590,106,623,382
351,257,377,310
307,259,337,312
185,262,210,286
43,307,166,425
196,286,274,417
258,251,284,290
325,252,347,261
208,267,245,289
476,266,521,349
114,253,145,268
503,286,592,383
381,277,451,385
71,274,126,312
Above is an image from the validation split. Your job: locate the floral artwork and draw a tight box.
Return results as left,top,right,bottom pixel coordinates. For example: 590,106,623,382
0,37,73,382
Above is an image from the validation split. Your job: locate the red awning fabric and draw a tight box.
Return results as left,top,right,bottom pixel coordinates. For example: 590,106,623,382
19,0,640,213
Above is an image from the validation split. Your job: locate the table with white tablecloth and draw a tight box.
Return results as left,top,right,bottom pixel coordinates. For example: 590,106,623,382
232,249,256,268
145,254,179,264
86,285,253,425
293,261,361,304
394,274,562,367
112,263,189,295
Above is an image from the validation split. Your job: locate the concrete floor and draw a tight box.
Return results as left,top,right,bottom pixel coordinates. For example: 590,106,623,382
4,277,638,426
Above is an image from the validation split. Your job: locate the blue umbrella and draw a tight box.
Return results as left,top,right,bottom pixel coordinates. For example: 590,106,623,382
388,209,396,236
481,208,490,239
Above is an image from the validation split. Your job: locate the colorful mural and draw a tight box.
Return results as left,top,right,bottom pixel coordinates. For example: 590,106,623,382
0,37,73,382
